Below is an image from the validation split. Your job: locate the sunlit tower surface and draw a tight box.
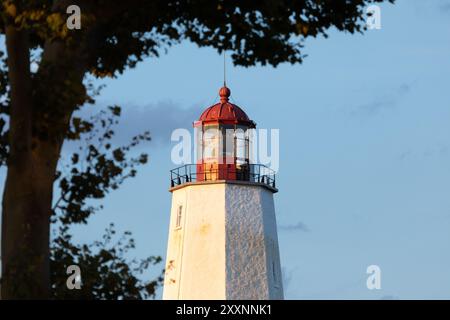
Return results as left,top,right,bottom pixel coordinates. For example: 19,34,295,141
163,86,283,300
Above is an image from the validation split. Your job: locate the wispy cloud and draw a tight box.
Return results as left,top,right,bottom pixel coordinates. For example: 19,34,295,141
438,0,450,12
281,266,295,293
348,83,412,116
398,145,449,161
67,101,203,150
398,150,413,161
279,221,310,232
115,101,203,146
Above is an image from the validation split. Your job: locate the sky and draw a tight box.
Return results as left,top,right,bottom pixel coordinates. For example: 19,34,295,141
2,0,450,299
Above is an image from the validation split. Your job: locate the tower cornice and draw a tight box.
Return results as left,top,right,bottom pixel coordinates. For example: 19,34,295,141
169,179,278,194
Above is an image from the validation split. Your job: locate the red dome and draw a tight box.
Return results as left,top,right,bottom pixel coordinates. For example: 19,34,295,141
196,86,255,127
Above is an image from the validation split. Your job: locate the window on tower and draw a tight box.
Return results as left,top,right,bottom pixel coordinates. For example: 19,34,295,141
175,205,183,229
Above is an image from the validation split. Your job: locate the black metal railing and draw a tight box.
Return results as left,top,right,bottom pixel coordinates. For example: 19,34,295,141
170,164,277,189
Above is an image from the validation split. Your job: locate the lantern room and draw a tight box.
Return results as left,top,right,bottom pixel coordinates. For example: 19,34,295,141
170,85,276,191
193,86,256,181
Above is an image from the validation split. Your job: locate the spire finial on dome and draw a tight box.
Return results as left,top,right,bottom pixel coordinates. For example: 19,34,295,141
219,86,231,103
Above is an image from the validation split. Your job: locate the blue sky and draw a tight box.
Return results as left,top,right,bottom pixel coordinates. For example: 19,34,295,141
2,0,450,299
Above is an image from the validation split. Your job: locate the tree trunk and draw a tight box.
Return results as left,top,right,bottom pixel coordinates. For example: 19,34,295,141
1,25,62,299
1,23,87,298
1,143,61,299
1,1,91,298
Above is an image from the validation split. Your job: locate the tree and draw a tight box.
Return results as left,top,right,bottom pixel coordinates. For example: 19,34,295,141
49,106,163,299
0,0,394,299
51,224,163,299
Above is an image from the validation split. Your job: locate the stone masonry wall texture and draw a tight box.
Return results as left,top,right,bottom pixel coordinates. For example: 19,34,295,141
225,184,284,299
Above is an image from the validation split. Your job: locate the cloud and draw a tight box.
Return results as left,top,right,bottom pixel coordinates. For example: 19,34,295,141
398,145,449,161
65,101,204,152
412,0,450,14
348,83,412,116
398,150,413,161
439,0,450,12
115,101,203,146
279,221,310,232
281,266,295,293
441,4,450,12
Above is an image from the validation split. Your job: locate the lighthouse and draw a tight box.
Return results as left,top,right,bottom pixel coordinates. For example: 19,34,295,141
163,86,283,300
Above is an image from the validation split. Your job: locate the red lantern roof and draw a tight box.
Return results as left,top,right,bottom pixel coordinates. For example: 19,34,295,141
195,86,256,127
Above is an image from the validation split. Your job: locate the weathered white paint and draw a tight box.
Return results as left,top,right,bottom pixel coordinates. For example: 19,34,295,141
163,181,283,300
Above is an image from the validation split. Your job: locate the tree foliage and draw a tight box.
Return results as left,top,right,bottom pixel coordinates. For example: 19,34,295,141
49,105,162,299
0,49,8,165
53,105,150,225
51,224,162,300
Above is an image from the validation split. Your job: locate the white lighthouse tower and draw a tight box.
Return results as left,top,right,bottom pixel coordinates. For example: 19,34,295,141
163,86,283,300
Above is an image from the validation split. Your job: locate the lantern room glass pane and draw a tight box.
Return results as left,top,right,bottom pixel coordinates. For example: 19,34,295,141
202,126,220,162
235,127,248,165
223,127,235,158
